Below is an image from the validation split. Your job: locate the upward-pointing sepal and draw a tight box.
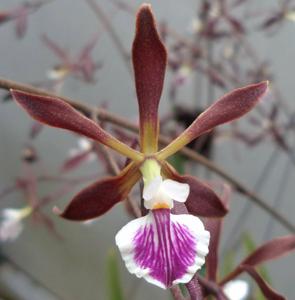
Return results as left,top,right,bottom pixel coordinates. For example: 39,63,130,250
133,4,167,153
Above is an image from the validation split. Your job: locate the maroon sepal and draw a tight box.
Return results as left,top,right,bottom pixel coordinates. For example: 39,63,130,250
242,265,285,300
186,81,268,140
55,163,141,221
220,235,295,284
205,218,222,282
205,184,231,282
133,4,167,153
162,162,228,218
11,90,141,160
158,81,268,159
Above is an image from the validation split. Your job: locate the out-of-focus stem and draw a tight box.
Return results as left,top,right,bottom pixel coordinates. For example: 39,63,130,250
263,152,293,240
223,147,279,252
86,0,132,75
196,274,228,299
186,279,203,300
170,286,188,300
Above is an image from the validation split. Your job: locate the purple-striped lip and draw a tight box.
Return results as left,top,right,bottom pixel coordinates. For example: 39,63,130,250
134,209,196,287
116,208,210,289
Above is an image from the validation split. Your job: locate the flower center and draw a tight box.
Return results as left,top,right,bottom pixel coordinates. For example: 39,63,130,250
140,158,161,186
140,159,190,210
152,202,170,209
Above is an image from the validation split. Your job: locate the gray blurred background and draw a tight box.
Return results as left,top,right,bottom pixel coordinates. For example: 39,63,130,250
0,0,295,299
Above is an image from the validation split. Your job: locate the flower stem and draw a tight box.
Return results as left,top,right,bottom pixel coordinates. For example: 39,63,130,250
170,286,188,300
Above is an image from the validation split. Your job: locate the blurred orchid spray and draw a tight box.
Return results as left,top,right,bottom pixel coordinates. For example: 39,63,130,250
9,2,270,296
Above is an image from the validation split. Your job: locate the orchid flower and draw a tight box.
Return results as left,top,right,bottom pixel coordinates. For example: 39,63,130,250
0,1,46,38
11,3,267,289
42,33,101,83
0,206,32,242
61,138,96,173
223,279,250,300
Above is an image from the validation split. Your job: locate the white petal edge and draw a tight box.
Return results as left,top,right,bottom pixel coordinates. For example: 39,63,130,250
115,212,210,289
161,179,190,202
115,214,151,278
115,213,170,289
171,213,210,285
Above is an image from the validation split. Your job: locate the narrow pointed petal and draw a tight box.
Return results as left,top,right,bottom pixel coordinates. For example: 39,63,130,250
61,150,92,173
204,219,222,282
15,8,28,38
79,33,99,61
56,162,141,221
41,34,68,60
116,209,209,289
205,183,231,282
158,82,268,159
240,234,295,266
221,235,295,284
162,163,228,217
242,266,285,300
133,4,167,153
11,90,142,161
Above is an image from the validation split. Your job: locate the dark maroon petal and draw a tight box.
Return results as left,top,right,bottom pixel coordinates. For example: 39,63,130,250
185,81,268,139
55,162,141,221
158,82,268,159
220,235,295,284
133,4,167,153
240,235,295,266
241,265,285,300
11,90,142,161
205,219,222,282
162,162,228,218
204,184,231,281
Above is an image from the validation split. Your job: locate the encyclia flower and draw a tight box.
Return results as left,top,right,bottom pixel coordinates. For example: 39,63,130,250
223,279,250,300
0,206,32,242
11,3,268,289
